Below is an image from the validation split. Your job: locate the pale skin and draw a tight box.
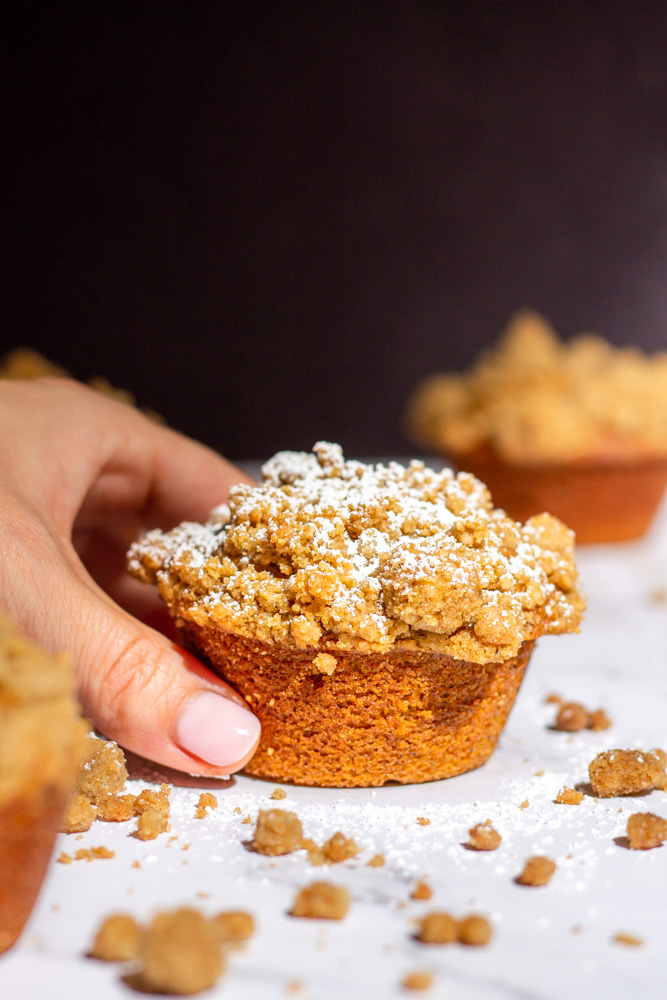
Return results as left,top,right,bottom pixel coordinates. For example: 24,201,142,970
0,378,261,776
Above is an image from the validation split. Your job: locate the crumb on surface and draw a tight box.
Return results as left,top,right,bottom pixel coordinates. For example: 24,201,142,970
467,821,501,851
270,788,287,800
73,847,115,862
553,701,612,732
61,793,97,833
57,852,72,865
555,786,584,805
89,914,142,962
402,970,434,991
194,792,218,819
410,880,433,901
251,809,303,856
626,812,667,850
589,749,667,797
233,807,242,815
242,814,252,825
290,882,350,920
96,793,136,823
211,911,255,945
545,692,563,704
520,800,529,810
137,908,224,995
134,783,171,817
516,856,556,887
612,932,643,947
415,911,491,946
416,817,431,826
457,915,493,946
134,808,169,841
75,734,128,802
367,853,385,868
321,831,360,864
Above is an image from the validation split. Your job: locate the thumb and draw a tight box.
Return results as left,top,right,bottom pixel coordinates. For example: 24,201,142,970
67,578,262,777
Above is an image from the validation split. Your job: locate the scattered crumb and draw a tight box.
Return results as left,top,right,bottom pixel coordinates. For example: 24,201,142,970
534,770,545,777
626,812,667,850
89,914,142,962
367,853,385,868
457,914,493,946
242,815,252,825
195,892,211,900
467,821,502,851
612,932,643,947
72,847,115,861
322,831,360,864
290,882,350,920
137,908,224,995
61,794,97,833
516,856,556,887
285,981,303,994
233,807,242,815
211,911,255,945
132,861,141,870
75,735,128,802
134,808,169,841
194,792,218,819
57,852,73,865
545,692,563,704
134,783,171,817
251,809,303,856
96,793,136,823
589,749,667,797
270,788,287,800
555,787,584,805
301,837,326,866
553,701,612,732
182,843,191,851
416,817,431,826
520,800,529,810
410,880,433,901
402,970,434,991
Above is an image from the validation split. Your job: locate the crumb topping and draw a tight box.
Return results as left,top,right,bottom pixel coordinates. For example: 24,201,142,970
407,311,667,462
129,443,584,664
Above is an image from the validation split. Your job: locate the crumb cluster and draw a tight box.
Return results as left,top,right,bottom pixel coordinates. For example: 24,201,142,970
588,749,667,797
407,310,667,462
416,911,492,946
554,787,584,805
130,443,584,665
516,856,556,887
290,882,350,920
250,809,359,866
466,820,502,851
551,700,611,732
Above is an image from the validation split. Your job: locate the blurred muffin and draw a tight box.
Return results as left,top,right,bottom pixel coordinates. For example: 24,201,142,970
0,617,88,954
129,443,584,787
406,311,667,542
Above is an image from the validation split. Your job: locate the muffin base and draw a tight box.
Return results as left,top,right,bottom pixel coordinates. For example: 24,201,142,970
0,782,71,955
182,625,534,787
449,446,667,543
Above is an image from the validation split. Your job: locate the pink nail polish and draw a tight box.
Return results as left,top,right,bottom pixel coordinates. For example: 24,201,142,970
176,691,261,766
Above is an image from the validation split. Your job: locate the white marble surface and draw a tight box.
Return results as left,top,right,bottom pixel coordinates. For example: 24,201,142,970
3,496,667,999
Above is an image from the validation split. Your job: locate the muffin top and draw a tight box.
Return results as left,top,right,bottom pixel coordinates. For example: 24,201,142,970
407,311,667,463
0,617,88,801
129,443,584,664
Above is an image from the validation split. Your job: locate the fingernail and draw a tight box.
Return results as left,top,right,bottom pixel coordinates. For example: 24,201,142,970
176,691,261,766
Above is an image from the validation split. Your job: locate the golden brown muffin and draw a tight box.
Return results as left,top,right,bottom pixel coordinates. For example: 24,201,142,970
0,617,88,954
129,443,584,787
406,312,667,542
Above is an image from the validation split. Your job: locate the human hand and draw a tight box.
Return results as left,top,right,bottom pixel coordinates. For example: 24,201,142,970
0,377,261,775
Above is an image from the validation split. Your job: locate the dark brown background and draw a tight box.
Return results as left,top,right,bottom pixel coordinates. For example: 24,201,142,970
3,1,667,459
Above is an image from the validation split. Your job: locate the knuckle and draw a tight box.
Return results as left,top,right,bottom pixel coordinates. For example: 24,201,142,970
101,631,172,726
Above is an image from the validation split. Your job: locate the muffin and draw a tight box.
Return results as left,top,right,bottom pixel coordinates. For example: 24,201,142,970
406,312,667,543
129,443,584,787
0,617,88,954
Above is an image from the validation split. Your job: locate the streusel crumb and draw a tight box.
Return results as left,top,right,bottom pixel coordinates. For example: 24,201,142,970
367,853,385,868
251,809,303,856
415,912,457,944
61,794,98,833
321,832,360,863
410,880,433,901
211,911,255,945
553,701,612,732
555,787,584,805
402,970,434,991
74,735,128,802
417,817,431,826
612,932,643,947
270,788,287,800
129,443,584,665
194,792,218,818
290,882,350,920
589,749,667,797
467,821,502,851
137,908,224,995
516,856,556,887
73,847,115,861
457,914,493,946
626,812,667,849
407,310,667,462
89,914,142,961
96,793,136,822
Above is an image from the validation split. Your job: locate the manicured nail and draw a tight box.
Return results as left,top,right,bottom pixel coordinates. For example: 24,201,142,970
176,691,261,766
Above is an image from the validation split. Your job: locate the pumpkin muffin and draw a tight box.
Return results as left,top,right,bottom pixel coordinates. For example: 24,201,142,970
129,443,584,787
0,617,88,953
406,311,667,542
